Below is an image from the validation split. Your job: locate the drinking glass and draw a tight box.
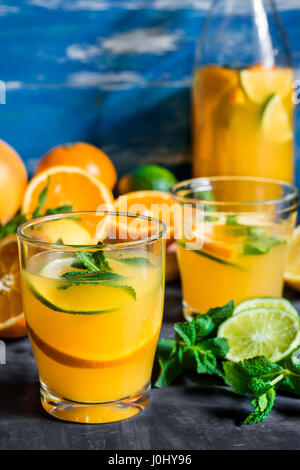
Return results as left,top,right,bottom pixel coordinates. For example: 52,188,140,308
172,177,298,319
17,211,166,423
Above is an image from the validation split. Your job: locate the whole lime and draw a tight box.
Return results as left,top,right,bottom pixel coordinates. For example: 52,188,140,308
118,165,177,194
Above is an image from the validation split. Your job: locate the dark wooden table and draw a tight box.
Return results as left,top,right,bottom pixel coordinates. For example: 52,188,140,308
1,282,300,450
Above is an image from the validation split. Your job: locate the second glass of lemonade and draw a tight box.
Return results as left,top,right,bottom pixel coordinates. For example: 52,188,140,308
17,212,166,423
172,177,298,319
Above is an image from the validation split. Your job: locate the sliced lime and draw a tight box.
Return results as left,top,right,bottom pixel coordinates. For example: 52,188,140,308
260,93,293,143
239,68,293,104
27,282,118,315
218,307,300,362
26,256,135,314
234,297,299,320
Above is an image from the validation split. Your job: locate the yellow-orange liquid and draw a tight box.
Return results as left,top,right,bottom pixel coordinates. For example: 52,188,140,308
22,251,164,413
192,65,294,182
176,218,289,314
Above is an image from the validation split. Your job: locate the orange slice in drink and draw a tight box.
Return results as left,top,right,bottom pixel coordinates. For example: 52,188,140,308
114,190,175,244
0,234,27,338
187,226,235,260
22,165,114,215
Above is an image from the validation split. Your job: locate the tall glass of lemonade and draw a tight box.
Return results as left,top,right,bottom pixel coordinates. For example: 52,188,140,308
172,177,298,319
18,212,166,423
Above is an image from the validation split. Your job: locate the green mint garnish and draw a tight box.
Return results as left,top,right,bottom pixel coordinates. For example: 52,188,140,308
225,215,286,255
243,236,285,255
60,241,137,299
116,256,153,267
155,300,300,425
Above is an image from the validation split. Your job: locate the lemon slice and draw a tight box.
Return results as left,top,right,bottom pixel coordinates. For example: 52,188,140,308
285,226,300,292
239,68,293,103
218,308,300,362
234,297,299,320
260,93,293,143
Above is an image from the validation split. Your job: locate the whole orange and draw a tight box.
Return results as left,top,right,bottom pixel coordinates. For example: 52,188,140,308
0,140,27,223
35,142,117,190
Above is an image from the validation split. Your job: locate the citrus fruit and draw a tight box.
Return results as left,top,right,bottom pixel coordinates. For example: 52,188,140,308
114,190,175,243
118,165,177,195
239,66,293,103
0,140,27,223
218,307,300,362
260,93,293,143
35,142,117,190
234,297,299,320
22,166,114,215
37,219,93,245
194,65,238,101
0,234,27,338
284,226,300,292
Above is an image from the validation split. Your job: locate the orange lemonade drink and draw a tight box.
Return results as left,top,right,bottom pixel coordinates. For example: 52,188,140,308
18,212,166,423
192,65,294,182
172,177,298,319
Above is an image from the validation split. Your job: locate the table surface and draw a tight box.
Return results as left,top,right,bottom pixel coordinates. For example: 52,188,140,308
1,282,300,451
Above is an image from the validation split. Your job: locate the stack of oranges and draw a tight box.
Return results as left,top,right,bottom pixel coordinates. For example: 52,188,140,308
0,140,177,339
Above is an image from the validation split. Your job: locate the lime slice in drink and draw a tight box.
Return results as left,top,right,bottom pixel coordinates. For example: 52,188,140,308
239,67,293,104
234,297,299,320
26,257,135,315
218,307,300,362
260,93,293,143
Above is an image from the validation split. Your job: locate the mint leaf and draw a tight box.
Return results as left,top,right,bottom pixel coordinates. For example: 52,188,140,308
32,179,49,218
200,337,230,358
155,355,183,388
44,205,73,215
174,322,196,347
0,213,27,239
244,236,284,255
157,338,177,366
204,300,234,327
74,243,112,273
61,271,122,281
117,256,153,267
243,388,276,424
193,315,215,340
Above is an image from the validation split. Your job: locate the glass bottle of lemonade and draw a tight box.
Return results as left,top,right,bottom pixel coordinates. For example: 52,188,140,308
192,0,294,182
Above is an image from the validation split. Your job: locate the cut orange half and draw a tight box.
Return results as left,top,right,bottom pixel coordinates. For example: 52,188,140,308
114,190,175,244
22,165,114,215
0,234,27,338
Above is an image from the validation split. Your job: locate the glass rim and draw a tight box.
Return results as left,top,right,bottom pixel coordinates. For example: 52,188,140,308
17,211,167,251
171,176,299,210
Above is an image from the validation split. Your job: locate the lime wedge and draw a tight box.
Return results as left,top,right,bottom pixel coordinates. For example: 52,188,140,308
260,93,293,143
239,68,293,104
218,308,300,362
234,297,299,320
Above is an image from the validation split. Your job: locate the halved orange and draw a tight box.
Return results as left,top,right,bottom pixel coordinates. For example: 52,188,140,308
114,190,175,244
0,234,27,338
22,166,114,216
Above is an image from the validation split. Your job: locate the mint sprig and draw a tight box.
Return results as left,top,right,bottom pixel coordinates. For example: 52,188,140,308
225,215,286,255
60,241,137,299
156,301,300,425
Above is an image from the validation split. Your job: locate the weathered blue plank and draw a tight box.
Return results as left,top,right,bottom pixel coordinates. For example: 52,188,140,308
0,0,299,186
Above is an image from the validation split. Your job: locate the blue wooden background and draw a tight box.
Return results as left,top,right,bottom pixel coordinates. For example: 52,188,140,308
0,0,299,185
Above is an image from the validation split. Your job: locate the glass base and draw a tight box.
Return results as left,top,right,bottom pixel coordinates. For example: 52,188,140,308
40,383,150,424
182,300,200,321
